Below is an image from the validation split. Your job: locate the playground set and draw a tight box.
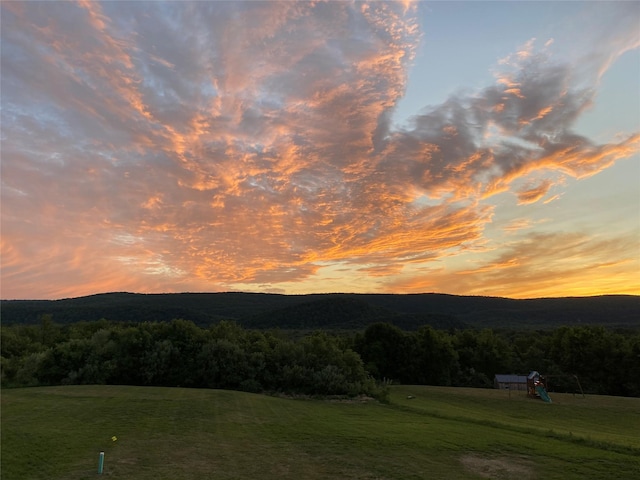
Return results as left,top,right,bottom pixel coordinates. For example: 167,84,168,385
527,371,552,403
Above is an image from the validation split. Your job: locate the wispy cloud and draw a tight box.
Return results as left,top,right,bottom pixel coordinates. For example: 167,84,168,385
516,180,552,205
390,231,640,298
1,1,638,299
502,219,534,234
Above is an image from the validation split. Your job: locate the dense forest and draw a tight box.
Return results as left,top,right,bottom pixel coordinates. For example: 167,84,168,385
2,318,639,398
2,292,639,329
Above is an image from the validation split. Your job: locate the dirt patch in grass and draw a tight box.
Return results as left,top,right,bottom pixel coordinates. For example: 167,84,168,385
460,454,535,480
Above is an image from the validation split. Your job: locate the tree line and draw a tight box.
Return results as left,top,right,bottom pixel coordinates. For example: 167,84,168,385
3,292,638,329
2,317,639,397
353,323,640,396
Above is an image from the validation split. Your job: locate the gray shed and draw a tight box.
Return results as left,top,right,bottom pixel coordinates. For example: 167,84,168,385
494,374,528,391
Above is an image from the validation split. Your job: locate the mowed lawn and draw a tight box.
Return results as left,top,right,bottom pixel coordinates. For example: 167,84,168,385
2,385,639,480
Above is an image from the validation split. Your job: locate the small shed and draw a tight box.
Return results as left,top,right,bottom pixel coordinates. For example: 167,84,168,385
494,374,528,391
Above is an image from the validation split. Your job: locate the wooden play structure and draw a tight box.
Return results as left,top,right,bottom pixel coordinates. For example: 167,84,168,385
527,371,552,403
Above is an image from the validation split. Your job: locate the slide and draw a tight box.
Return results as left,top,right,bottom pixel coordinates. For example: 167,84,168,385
535,385,552,403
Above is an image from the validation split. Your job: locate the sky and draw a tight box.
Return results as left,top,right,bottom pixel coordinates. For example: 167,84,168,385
1,1,639,300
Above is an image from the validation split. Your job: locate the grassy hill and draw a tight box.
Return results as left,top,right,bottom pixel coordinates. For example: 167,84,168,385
2,385,639,479
1,292,638,329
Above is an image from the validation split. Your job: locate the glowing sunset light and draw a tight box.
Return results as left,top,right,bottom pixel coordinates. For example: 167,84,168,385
2,1,638,300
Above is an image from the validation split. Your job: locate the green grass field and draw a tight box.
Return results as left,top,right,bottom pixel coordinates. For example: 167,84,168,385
2,385,639,479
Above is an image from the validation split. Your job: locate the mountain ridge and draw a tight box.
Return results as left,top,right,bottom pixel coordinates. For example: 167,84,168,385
1,292,638,330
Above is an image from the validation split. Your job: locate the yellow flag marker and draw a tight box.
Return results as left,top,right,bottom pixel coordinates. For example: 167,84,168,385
112,436,118,442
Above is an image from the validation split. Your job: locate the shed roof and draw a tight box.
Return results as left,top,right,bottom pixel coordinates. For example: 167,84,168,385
494,374,528,383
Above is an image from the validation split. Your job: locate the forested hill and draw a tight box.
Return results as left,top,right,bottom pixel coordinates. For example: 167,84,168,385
2,292,638,330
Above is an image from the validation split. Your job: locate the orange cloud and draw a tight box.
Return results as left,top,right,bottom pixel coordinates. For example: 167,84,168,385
502,219,533,233
389,231,640,298
2,2,638,299
516,179,552,204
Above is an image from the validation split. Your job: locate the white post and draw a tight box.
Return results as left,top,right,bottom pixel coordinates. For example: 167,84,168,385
98,451,105,474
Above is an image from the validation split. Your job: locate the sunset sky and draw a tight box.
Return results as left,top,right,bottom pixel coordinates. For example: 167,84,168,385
2,1,639,300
